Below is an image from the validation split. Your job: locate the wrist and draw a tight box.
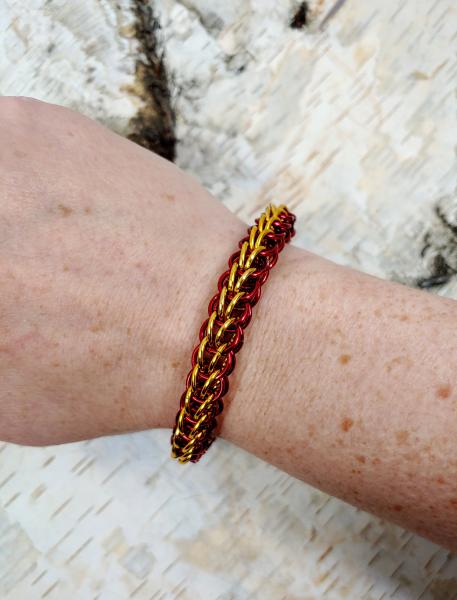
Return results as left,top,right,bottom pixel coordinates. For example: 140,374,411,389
123,197,246,435
218,244,318,449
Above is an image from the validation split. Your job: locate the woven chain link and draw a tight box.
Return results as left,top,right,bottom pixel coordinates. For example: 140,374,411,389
171,204,296,463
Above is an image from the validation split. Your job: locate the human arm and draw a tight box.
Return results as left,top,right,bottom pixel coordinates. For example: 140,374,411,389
1,97,456,551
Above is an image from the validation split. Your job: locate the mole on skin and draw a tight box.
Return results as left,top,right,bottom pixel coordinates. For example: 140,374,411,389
339,354,351,364
436,384,451,399
58,204,73,217
341,418,354,432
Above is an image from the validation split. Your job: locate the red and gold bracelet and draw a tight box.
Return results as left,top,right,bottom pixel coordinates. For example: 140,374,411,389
170,204,296,463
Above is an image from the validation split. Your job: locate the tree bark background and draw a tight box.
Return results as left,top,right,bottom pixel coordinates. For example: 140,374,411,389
0,1,456,598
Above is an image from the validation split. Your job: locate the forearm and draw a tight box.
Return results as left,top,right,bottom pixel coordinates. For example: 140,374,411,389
218,245,457,551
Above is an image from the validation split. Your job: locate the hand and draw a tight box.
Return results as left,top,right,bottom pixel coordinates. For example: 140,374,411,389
0,97,243,445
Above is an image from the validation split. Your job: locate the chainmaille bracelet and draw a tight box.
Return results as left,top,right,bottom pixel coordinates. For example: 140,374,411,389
170,204,296,464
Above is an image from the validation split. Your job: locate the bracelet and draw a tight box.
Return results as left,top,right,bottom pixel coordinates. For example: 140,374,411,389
170,204,296,463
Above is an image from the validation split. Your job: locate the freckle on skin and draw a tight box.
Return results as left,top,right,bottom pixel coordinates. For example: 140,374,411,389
164,193,175,202
372,457,381,465
393,505,403,512
341,418,354,432
355,455,366,464
385,356,401,373
395,430,409,445
90,323,104,333
436,384,451,399
436,475,446,484
84,206,92,214
57,204,73,217
339,354,351,365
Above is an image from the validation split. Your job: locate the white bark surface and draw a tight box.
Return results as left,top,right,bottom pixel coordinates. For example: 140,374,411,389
0,1,456,598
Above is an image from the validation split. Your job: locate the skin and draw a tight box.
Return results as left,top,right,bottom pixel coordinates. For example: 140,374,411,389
1,97,456,551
